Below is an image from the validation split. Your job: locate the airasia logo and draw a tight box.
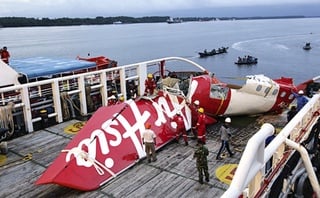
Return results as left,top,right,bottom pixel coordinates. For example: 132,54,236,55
64,94,191,172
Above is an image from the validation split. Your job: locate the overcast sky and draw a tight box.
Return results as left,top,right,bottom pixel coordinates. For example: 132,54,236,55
1,0,320,18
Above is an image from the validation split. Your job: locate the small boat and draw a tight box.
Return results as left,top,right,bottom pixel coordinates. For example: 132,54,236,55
235,55,258,65
198,47,228,58
303,42,311,50
166,17,182,24
113,21,122,25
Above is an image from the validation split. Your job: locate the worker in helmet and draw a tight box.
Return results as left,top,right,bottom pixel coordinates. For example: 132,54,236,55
144,73,156,96
292,90,308,112
216,117,234,160
188,100,200,139
107,95,117,106
172,111,188,146
116,96,125,104
195,107,207,144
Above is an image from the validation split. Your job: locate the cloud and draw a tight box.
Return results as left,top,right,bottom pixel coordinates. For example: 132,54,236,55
0,0,319,18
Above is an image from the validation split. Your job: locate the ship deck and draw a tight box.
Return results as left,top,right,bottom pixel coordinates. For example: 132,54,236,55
0,113,287,198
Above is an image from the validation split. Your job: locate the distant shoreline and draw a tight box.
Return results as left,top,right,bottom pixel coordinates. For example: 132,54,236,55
0,15,318,28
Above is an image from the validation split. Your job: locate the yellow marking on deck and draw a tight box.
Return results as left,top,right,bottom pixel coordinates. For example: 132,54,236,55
0,154,7,165
64,121,86,134
23,153,33,161
215,164,238,185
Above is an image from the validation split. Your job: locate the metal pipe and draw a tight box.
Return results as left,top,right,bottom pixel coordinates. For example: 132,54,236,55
285,138,320,197
222,123,275,198
279,165,304,198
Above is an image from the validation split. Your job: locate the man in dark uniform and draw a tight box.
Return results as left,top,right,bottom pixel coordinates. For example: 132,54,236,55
292,90,308,112
193,139,209,184
287,105,297,122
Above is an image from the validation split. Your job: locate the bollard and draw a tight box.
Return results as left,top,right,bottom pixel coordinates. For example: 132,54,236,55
39,109,49,128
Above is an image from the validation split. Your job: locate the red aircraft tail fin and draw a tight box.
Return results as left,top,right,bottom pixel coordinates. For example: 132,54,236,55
36,92,191,191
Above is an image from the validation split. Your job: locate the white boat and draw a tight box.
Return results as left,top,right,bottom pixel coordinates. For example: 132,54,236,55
113,21,122,25
167,17,182,24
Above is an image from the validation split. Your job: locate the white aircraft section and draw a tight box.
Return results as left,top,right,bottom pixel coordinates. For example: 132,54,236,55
224,75,280,115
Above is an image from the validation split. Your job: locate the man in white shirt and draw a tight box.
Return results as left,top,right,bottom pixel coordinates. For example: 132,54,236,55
142,123,157,163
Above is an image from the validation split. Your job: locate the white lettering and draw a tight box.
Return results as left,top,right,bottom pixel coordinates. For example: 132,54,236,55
101,119,121,147
65,129,110,167
120,101,151,158
65,94,192,172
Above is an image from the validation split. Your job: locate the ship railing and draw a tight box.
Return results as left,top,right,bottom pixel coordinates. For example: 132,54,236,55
0,57,205,133
223,93,320,198
0,65,140,133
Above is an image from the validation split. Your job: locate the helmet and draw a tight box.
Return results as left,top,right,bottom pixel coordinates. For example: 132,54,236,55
145,123,151,129
119,96,124,101
110,95,116,99
225,117,231,123
198,107,204,113
193,100,200,105
147,73,153,78
298,90,304,95
176,111,181,115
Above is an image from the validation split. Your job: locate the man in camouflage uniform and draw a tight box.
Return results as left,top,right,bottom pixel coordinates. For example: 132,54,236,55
193,139,209,184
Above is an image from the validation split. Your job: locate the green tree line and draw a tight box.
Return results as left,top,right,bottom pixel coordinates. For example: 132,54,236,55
0,15,305,28
0,16,218,27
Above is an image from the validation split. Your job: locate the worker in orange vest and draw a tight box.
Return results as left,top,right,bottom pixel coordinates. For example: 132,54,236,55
172,111,188,146
196,107,207,144
144,73,156,96
189,100,200,139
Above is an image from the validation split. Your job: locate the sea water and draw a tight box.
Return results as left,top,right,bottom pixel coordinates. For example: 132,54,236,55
1,17,319,84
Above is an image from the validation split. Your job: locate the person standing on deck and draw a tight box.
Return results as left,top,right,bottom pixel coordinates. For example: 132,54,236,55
265,133,276,174
195,107,207,144
193,139,209,184
1,46,10,64
172,111,188,146
144,73,156,96
127,81,137,100
216,117,234,160
189,100,200,139
142,123,157,163
292,90,308,112
116,96,125,104
107,95,117,106
287,106,297,122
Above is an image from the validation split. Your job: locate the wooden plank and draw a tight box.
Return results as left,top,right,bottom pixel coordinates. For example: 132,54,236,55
0,113,288,197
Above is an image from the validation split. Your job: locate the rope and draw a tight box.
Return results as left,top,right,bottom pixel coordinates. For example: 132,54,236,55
60,92,83,120
60,92,71,120
61,148,116,177
0,102,15,137
85,85,94,112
